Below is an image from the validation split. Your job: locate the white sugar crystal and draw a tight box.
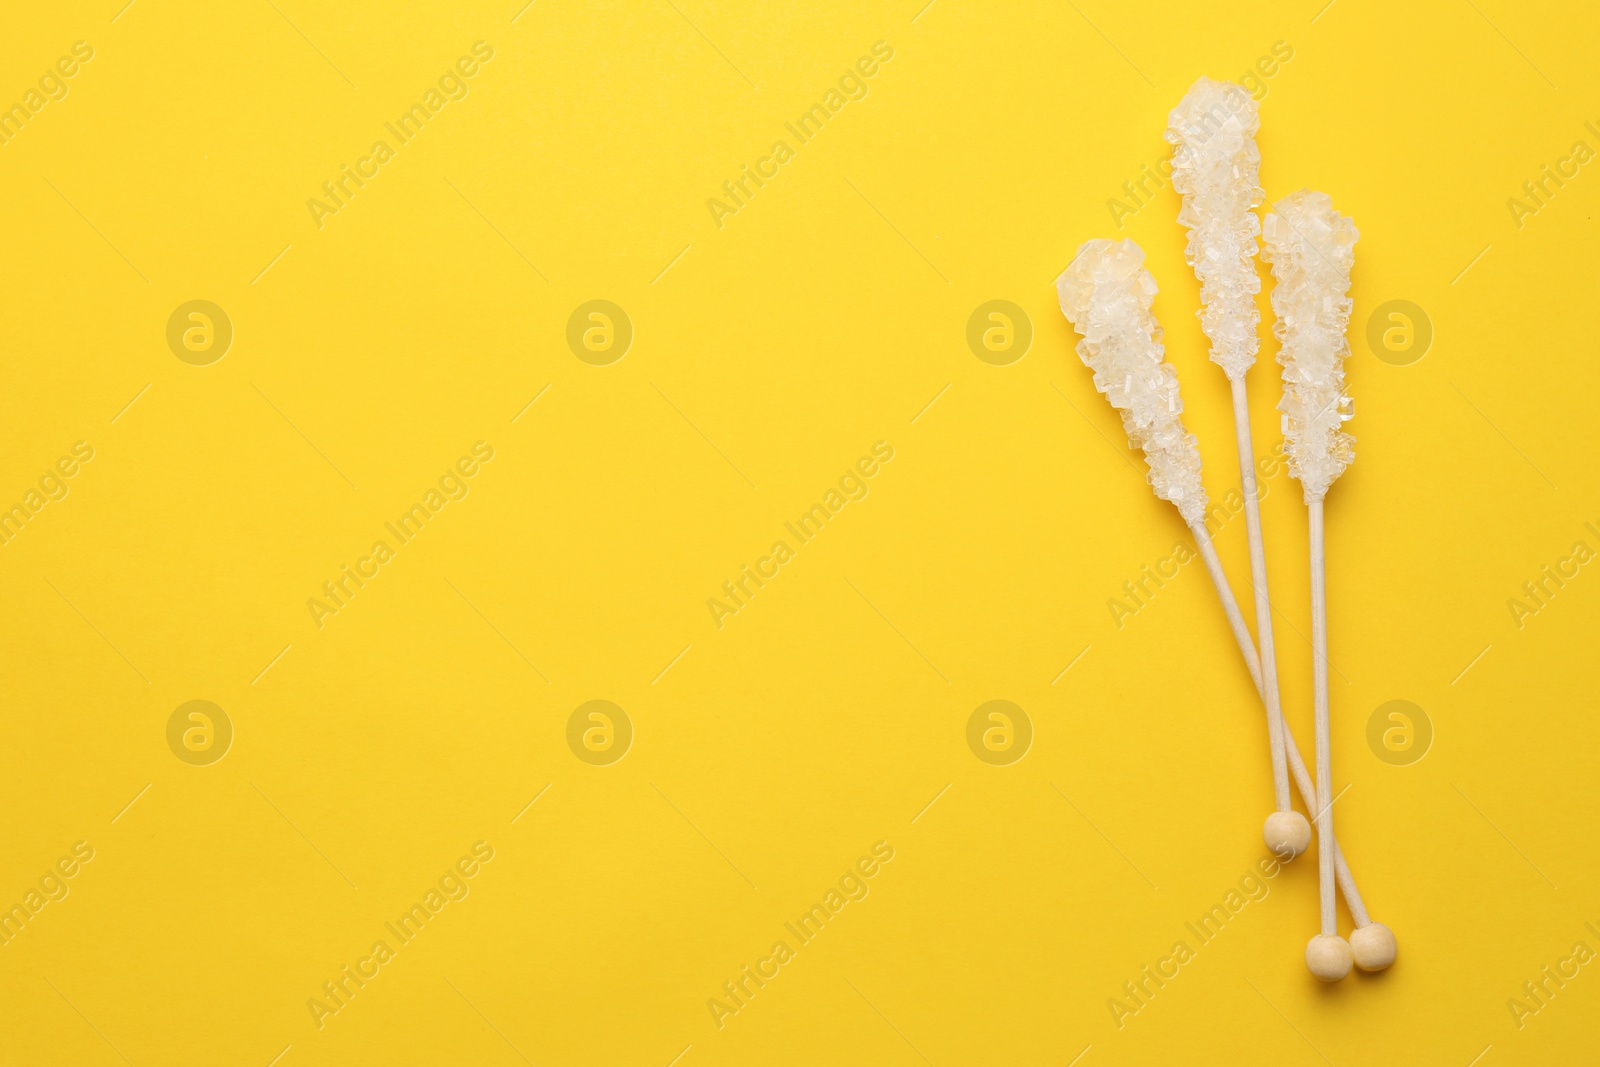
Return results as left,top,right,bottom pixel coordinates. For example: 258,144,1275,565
1056,238,1209,527
1166,77,1265,380
1261,190,1359,503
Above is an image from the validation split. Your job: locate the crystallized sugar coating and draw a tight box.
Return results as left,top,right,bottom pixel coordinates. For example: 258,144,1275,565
1261,190,1358,503
1166,77,1265,380
1056,238,1209,527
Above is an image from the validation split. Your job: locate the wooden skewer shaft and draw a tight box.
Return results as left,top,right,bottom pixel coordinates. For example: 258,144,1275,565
1229,378,1292,813
1189,519,1372,929
1309,499,1336,938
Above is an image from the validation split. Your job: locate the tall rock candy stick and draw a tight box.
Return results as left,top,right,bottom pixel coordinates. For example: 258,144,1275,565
1056,238,1385,957
1263,190,1393,978
1165,77,1309,861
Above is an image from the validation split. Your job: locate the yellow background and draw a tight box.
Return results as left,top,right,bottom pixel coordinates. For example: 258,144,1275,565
2,0,1597,1064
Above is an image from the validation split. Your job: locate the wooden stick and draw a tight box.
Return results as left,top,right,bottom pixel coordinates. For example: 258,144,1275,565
1229,378,1292,814
1190,522,1261,691
1308,501,1335,937
1230,377,1311,868
1302,500,1354,979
